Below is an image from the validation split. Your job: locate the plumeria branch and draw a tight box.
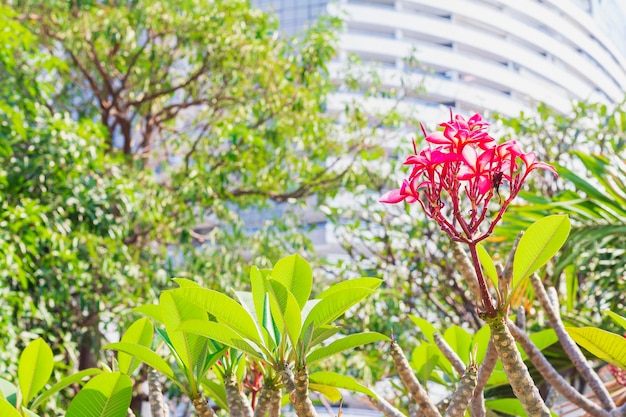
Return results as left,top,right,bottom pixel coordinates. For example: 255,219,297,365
433,332,466,376
530,274,616,410
507,320,610,417
470,338,497,417
389,340,442,417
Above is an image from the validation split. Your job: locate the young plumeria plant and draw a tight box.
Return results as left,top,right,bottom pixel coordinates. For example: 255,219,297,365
380,111,592,417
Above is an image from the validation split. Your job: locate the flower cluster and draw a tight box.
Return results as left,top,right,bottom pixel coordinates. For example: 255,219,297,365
381,111,556,243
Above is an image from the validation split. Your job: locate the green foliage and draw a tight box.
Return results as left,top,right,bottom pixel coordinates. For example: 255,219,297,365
1,339,118,416
510,215,570,299
65,372,132,417
566,311,626,368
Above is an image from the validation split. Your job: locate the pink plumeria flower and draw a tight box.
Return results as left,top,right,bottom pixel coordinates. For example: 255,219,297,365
380,111,557,243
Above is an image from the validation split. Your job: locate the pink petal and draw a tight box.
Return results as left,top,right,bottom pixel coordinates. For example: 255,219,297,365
379,189,406,204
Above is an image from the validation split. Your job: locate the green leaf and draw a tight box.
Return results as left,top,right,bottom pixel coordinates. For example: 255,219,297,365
603,310,626,330
512,215,570,292
486,398,528,417
200,379,229,411
565,327,626,368
472,325,490,364
22,408,40,417
0,378,17,407
271,254,312,308
308,383,342,402
306,332,389,364
409,315,437,344
310,325,341,347
443,325,472,365
173,278,202,288
486,398,558,417
177,320,266,361
0,397,20,417
476,243,498,289
133,304,163,324
160,292,208,376
103,343,175,380
522,329,558,362
316,278,382,299
66,372,132,417
18,338,54,404
268,279,302,349
309,372,376,398
171,288,262,344
250,266,270,326
302,288,375,331
31,368,102,410
410,344,440,384
118,318,153,375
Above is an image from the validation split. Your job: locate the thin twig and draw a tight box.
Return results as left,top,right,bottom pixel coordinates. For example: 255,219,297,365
507,320,610,417
530,274,615,410
433,332,466,376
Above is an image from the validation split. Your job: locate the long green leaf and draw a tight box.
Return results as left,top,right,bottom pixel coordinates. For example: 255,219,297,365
308,384,341,402
177,320,267,361
66,372,132,417
172,288,262,344
310,325,341,347
268,279,301,349
302,288,375,331
118,318,153,375
133,304,163,324
309,372,376,398
316,278,382,299
0,397,20,417
512,215,570,292
200,379,229,411
476,243,498,289
409,315,436,344
565,327,626,368
306,332,389,364
18,338,54,405
160,291,207,376
31,368,102,410
250,266,270,326
270,254,312,308
103,343,175,380
603,310,626,330
443,325,472,365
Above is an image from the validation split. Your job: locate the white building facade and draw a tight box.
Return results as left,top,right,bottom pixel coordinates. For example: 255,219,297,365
257,0,626,118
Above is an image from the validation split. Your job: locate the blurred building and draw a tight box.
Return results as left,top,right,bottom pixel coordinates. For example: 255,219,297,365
251,0,626,256
255,0,626,119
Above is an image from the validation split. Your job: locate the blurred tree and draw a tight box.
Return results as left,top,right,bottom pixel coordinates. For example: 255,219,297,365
2,0,373,385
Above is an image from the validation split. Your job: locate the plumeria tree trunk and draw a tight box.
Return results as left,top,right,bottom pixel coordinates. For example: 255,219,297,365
487,316,550,417
225,372,254,417
192,395,216,417
293,366,319,417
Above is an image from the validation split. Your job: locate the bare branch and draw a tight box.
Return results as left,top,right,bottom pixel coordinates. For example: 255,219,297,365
530,273,616,410
433,332,465,376
507,320,610,417
470,338,497,417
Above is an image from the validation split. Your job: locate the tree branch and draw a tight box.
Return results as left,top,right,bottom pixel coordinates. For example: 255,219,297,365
530,273,615,410
507,320,610,417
